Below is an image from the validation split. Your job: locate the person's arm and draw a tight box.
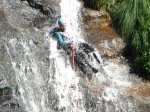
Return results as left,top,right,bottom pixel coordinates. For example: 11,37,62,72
55,32,71,46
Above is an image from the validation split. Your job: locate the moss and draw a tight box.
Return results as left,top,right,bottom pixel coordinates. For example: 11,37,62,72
0,87,12,96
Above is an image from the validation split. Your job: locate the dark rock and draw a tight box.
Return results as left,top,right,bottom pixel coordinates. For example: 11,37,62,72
0,0,61,111
21,0,61,18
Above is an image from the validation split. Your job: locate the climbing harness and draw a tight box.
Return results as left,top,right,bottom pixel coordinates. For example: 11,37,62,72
72,45,75,71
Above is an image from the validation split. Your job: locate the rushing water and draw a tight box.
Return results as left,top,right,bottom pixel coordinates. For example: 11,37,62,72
48,0,86,111
60,0,81,40
6,38,49,112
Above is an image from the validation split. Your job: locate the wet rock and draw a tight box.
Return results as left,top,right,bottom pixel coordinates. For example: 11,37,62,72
129,83,150,102
0,0,61,111
1,0,60,30
81,7,125,59
0,85,24,112
47,84,59,111
3,0,45,29
23,0,61,18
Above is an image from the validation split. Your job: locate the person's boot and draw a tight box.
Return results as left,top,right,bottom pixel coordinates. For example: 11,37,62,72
91,67,99,73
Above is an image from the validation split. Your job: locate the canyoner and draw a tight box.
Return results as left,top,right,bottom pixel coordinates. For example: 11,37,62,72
49,18,102,78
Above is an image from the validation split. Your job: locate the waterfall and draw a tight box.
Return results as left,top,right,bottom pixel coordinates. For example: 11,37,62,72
48,0,86,111
3,0,85,111
60,0,81,41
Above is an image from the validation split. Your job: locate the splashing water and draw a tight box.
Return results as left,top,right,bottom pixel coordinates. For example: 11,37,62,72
48,0,86,111
60,0,81,42
5,38,50,112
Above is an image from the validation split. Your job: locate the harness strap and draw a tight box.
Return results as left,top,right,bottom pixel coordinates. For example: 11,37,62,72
72,46,75,71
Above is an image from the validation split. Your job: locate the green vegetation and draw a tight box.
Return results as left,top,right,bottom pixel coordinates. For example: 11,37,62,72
82,0,125,10
136,50,150,73
113,0,150,76
82,0,150,78
82,0,115,10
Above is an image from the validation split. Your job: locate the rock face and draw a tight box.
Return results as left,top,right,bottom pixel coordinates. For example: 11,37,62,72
0,0,60,111
21,0,61,19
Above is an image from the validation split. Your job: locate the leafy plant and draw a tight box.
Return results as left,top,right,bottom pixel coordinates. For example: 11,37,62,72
82,0,116,10
113,0,150,75
136,50,150,75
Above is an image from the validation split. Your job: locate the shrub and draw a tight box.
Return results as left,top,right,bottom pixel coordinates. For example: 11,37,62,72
136,50,150,74
82,0,116,10
113,0,150,75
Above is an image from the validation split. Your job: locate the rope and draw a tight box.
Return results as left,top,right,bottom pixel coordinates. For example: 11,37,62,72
71,44,79,112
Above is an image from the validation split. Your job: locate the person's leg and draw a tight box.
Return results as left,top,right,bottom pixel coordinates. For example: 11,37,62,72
79,42,94,53
79,42,101,64
75,50,99,73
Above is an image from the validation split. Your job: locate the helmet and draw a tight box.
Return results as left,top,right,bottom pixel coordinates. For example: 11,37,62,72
58,18,66,26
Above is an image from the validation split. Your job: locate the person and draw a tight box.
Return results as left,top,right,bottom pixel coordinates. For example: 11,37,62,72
51,18,72,48
50,18,99,74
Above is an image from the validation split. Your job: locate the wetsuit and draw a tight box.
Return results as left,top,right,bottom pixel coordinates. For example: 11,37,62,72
50,27,99,73
75,43,99,73
51,27,72,47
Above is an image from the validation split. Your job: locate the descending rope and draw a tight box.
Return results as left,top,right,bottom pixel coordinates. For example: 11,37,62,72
71,44,79,112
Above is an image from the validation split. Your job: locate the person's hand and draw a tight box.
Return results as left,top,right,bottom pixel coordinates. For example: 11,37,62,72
70,41,74,47
65,41,76,50
71,41,77,48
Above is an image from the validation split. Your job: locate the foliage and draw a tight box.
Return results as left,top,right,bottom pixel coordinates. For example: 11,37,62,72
136,50,150,73
113,0,150,75
82,0,116,10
